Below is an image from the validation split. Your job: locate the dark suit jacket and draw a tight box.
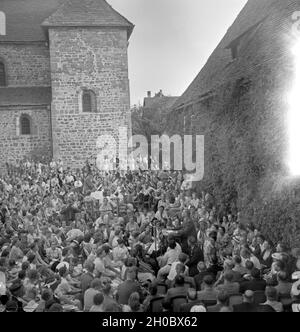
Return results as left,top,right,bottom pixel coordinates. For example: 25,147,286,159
170,276,196,289
256,304,276,312
233,302,257,312
239,279,266,293
207,303,223,312
194,271,212,291
165,286,187,305
60,205,80,223
260,250,273,269
116,280,142,305
186,245,204,277
178,221,197,240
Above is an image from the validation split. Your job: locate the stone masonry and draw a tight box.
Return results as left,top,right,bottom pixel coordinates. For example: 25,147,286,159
49,28,131,168
0,0,134,172
0,107,53,168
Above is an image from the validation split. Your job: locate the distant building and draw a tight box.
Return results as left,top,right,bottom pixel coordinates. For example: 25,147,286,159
142,90,178,122
0,0,134,171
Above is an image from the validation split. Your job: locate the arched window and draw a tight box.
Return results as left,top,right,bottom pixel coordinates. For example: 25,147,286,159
20,114,31,135
0,61,6,86
82,90,97,113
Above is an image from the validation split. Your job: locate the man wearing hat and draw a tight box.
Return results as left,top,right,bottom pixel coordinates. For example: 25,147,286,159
112,239,129,266
190,304,206,312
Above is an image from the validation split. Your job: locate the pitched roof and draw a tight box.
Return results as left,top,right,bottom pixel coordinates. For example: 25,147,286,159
0,87,52,106
42,0,134,38
0,0,134,42
0,0,64,42
143,96,179,110
172,0,285,110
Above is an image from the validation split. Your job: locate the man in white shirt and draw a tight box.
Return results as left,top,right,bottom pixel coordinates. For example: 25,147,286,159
112,239,129,266
157,241,180,280
93,247,116,278
74,179,83,189
65,173,74,184
155,205,168,222
0,261,6,297
167,253,189,282
240,248,261,270
50,160,57,169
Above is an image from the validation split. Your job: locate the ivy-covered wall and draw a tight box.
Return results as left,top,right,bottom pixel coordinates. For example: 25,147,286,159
166,0,300,247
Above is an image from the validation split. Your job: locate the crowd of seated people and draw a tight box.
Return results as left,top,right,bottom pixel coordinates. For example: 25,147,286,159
0,158,300,312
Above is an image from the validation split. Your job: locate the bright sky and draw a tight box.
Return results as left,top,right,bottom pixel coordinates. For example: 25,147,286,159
108,0,248,106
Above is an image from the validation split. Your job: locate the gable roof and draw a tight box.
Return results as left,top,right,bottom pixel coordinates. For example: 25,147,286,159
0,87,52,106
0,0,64,42
42,0,134,38
0,0,134,42
172,0,284,110
143,96,178,110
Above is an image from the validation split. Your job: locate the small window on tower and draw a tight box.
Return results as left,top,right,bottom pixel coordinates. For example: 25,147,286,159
0,61,6,86
82,90,97,113
20,114,31,135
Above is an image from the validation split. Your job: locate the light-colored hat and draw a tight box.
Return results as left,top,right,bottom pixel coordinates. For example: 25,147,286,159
56,261,70,272
292,303,300,312
190,305,206,312
23,301,39,312
272,253,282,261
292,271,300,280
244,290,254,299
291,280,300,297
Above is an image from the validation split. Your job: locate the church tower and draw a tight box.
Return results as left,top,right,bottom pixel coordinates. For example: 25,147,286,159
42,0,134,168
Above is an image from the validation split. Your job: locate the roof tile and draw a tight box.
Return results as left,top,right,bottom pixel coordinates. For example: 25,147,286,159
42,0,134,38
172,0,285,110
0,0,134,42
0,0,64,42
0,87,52,106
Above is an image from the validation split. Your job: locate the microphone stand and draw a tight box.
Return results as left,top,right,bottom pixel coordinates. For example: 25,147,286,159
151,218,157,254
154,221,157,253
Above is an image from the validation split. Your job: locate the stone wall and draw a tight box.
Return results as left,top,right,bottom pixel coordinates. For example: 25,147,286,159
48,27,131,168
0,107,52,174
0,43,51,86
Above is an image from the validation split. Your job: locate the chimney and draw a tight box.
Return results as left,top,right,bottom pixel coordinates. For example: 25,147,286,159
147,91,151,98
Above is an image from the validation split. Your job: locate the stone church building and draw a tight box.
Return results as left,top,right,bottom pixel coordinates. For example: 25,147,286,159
0,0,134,171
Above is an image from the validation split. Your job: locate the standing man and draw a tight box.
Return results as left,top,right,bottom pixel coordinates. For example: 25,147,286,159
186,236,204,277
